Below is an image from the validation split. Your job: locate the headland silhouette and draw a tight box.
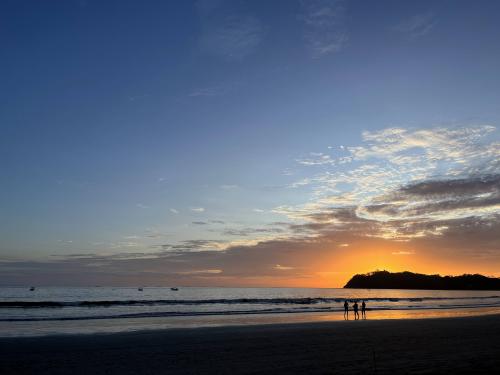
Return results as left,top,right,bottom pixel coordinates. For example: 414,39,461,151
344,270,500,290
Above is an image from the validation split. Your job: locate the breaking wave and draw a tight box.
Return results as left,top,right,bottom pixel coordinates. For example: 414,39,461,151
1,295,499,309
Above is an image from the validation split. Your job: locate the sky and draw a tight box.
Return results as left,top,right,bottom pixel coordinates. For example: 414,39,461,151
1,0,500,287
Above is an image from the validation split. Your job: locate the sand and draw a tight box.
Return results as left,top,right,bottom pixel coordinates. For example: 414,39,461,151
1,314,499,374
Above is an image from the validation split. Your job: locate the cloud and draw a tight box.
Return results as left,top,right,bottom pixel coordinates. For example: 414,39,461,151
192,221,208,225
359,175,500,223
394,12,436,38
123,236,140,240
136,203,149,209
274,264,295,270
220,184,238,190
144,228,166,239
3,212,500,286
209,220,225,224
280,125,499,241
349,126,496,163
3,125,498,287
176,269,222,275
161,239,227,252
222,226,286,237
189,87,223,97
57,240,73,245
170,208,179,214
197,0,263,60
300,0,347,58
189,84,237,98
296,152,335,166
190,207,205,212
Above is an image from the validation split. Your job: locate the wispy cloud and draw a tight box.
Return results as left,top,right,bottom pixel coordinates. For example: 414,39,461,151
359,175,500,223
192,221,208,225
176,269,222,275
136,203,149,209
279,125,499,241
170,208,179,214
222,225,286,237
190,207,205,212
394,12,436,39
6,125,498,287
123,236,140,240
210,220,225,224
128,94,150,102
197,0,263,61
296,152,335,166
274,264,295,270
57,240,73,245
300,0,347,58
189,85,233,98
161,239,226,252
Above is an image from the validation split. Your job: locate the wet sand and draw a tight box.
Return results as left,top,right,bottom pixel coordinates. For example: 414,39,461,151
1,314,499,374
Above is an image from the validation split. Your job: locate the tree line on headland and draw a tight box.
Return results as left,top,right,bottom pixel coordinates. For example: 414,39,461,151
344,270,500,290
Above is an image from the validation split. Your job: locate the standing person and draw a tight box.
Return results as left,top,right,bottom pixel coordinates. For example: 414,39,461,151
353,301,359,320
343,300,349,320
361,300,366,319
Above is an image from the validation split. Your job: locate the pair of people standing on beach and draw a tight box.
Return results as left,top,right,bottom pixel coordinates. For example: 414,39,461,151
343,300,366,320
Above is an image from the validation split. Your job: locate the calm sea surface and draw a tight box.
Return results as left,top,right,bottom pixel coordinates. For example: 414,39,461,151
1,287,499,336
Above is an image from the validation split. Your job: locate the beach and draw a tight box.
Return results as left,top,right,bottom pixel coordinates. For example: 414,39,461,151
1,314,499,374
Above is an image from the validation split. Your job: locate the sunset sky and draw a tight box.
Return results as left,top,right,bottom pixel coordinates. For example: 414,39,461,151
1,0,500,287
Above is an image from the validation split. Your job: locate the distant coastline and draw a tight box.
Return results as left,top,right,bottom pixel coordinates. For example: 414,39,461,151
344,270,500,290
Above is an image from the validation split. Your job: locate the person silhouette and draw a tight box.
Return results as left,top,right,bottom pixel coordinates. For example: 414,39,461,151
353,301,359,320
361,300,366,319
343,300,349,320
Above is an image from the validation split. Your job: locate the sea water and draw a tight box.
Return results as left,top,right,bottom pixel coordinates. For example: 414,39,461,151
1,287,499,336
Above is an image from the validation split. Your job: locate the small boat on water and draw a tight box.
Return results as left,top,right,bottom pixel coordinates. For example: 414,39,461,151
138,287,143,291
29,287,35,291
170,287,179,291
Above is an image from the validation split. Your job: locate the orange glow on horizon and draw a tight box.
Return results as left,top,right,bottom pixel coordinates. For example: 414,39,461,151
204,239,500,289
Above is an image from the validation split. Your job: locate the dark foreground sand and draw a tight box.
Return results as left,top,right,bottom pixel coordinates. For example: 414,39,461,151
1,314,499,374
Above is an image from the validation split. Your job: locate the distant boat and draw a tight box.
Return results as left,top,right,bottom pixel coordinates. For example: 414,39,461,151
29,287,35,291
138,287,143,291
170,287,179,291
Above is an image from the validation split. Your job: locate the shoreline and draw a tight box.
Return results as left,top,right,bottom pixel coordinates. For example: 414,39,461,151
1,314,499,374
2,305,499,338
3,311,500,339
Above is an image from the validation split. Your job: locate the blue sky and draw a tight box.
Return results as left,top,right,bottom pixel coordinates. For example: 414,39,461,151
1,0,500,286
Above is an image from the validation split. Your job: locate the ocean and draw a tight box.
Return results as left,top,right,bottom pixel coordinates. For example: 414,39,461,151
1,287,499,336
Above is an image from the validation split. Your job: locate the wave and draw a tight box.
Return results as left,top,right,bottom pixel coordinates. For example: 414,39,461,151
1,295,500,308
2,302,500,322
